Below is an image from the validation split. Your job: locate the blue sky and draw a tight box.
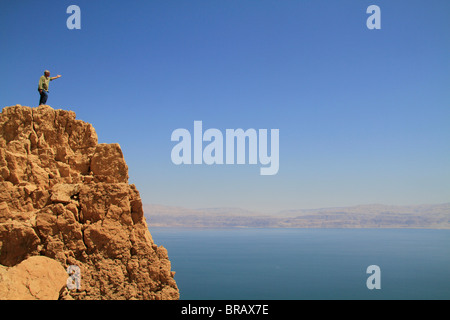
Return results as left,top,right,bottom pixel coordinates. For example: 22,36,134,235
1,0,449,212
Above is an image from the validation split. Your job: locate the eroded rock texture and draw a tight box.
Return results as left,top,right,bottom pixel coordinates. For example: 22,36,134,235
0,104,179,300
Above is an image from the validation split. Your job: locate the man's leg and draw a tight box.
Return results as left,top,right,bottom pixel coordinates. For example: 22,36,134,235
39,90,48,105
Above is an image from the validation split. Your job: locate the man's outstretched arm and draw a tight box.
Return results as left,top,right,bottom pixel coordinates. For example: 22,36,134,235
50,75,62,80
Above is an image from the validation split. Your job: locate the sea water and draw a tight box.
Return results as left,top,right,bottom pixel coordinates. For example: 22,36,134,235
149,228,450,300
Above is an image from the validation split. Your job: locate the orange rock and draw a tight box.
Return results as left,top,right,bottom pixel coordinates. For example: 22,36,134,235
0,105,179,300
0,256,68,300
91,143,129,183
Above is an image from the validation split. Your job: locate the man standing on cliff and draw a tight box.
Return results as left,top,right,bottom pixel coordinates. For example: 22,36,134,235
38,70,62,105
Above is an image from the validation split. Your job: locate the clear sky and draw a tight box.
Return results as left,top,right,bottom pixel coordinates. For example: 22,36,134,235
1,0,449,212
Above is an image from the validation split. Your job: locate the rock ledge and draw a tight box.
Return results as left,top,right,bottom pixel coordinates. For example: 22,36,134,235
0,104,179,300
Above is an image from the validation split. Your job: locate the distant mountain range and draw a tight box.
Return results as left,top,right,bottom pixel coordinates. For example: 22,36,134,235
144,203,450,229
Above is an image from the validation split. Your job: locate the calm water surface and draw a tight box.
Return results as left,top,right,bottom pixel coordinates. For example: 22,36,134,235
149,228,450,300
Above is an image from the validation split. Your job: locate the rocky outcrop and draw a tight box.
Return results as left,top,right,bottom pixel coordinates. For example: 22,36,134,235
0,256,67,300
0,104,179,300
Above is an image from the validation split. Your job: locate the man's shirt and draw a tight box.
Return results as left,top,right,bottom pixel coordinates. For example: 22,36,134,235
38,75,52,92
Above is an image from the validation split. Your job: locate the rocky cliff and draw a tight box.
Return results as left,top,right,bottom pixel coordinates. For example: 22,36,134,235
0,104,179,300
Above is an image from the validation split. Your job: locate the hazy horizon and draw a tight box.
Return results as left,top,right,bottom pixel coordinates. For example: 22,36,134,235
143,202,450,229
143,201,450,215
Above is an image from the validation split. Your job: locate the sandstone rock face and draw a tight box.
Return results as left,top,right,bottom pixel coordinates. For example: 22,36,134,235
0,256,67,300
0,104,179,300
